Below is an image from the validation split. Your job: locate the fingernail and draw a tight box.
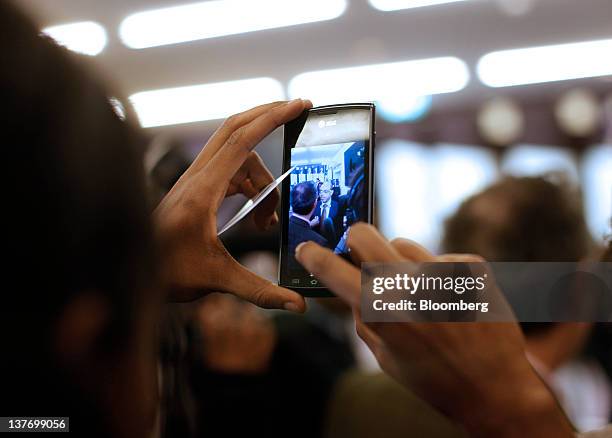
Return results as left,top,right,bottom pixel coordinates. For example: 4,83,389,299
295,242,306,259
284,302,301,313
290,98,302,105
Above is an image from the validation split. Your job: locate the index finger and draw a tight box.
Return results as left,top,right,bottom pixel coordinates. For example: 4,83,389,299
346,223,404,263
390,238,435,262
295,241,361,307
191,101,289,173
204,99,311,194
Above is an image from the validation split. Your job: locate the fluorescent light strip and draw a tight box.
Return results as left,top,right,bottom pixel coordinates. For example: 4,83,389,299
369,0,469,11
129,78,285,128
477,38,612,88
42,21,107,56
120,0,347,49
288,57,469,106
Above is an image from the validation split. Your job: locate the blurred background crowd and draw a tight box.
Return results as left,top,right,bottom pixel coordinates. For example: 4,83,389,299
15,0,612,436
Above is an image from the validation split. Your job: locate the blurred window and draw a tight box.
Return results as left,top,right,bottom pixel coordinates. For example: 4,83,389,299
501,144,579,184
581,144,612,242
433,143,498,220
377,140,434,247
377,140,497,251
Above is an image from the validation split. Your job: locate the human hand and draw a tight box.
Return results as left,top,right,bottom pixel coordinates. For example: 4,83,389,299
295,223,574,438
310,216,320,227
195,294,277,375
155,99,311,312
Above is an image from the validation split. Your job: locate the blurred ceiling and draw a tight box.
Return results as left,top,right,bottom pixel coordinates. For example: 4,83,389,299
17,0,612,138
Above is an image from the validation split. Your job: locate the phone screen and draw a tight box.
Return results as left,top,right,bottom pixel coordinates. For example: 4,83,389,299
279,104,374,295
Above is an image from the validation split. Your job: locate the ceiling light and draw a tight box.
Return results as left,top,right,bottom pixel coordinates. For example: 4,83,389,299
288,57,469,106
369,0,470,12
501,145,579,184
477,38,612,88
477,97,525,146
555,88,602,137
42,21,107,56
120,0,347,49
129,78,285,128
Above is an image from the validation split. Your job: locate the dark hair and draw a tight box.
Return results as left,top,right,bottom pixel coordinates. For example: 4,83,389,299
291,181,318,215
345,165,366,225
442,176,591,262
1,1,154,433
603,240,612,263
443,177,593,337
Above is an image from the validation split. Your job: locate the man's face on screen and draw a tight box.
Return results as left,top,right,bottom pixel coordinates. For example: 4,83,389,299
319,182,332,203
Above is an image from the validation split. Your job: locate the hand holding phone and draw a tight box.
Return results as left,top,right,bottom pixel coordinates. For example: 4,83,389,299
156,99,309,311
278,103,376,296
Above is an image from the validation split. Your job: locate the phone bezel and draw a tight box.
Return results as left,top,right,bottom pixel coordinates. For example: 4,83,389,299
278,103,376,297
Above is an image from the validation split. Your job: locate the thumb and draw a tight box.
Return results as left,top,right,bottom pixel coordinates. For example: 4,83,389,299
218,259,306,313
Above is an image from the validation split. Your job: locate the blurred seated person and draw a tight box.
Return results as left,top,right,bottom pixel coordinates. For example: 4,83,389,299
442,175,609,431
288,181,328,269
312,181,342,246
190,292,355,438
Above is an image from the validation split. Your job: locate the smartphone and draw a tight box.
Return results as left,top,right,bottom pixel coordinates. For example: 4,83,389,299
278,103,375,297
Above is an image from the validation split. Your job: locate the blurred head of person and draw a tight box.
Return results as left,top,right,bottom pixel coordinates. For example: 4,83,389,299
442,176,594,364
319,181,333,203
2,2,160,437
442,176,591,262
291,181,318,219
194,293,276,375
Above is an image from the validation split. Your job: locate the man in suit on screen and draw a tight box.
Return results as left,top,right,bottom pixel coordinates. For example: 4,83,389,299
313,181,341,246
287,181,328,270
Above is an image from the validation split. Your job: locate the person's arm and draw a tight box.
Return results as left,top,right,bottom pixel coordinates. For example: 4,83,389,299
154,99,311,312
452,371,573,438
295,223,575,438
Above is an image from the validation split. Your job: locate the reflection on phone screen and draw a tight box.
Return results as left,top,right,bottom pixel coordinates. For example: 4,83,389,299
283,107,371,287
287,142,366,270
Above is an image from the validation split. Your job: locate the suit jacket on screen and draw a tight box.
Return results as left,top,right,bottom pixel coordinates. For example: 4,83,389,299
287,215,328,270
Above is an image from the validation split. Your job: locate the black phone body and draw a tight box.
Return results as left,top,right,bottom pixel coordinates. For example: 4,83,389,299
278,103,375,297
